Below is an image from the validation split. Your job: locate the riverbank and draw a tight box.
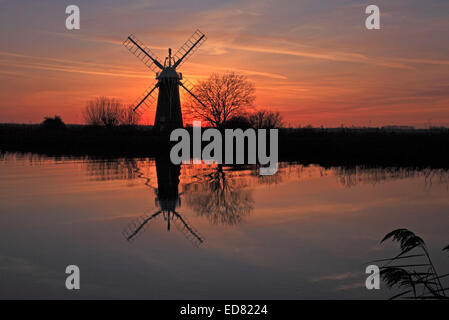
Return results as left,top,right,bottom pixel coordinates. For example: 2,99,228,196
1,124,449,168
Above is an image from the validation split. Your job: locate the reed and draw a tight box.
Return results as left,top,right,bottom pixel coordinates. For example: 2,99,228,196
371,229,449,300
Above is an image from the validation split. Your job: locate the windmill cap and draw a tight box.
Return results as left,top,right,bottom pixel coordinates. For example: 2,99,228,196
157,67,181,79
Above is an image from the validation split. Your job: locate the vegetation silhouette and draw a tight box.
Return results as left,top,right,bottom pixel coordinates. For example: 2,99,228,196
185,72,256,128
83,97,140,127
371,228,449,300
40,115,66,131
248,110,283,129
222,110,283,130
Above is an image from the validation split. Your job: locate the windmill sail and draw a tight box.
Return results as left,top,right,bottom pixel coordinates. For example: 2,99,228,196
173,30,207,69
123,34,164,71
179,78,195,92
179,79,208,109
123,29,207,130
131,82,158,116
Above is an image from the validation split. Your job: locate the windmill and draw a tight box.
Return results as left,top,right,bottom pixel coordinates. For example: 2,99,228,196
123,30,208,131
122,157,204,246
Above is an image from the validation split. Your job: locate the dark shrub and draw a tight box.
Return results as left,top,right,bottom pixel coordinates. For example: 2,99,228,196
223,115,252,129
41,115,66,131
249,110,283,129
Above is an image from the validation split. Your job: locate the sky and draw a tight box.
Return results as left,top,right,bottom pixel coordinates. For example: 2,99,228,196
0,0,449,127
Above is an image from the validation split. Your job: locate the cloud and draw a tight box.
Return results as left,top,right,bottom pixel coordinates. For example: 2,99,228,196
0,69,27,77
188,62,288,80
336,282,366,291
311,271,365,291
392,57,449,66
45,31,125,46
312,272,360,282
0,51,153,79
223,43,413,69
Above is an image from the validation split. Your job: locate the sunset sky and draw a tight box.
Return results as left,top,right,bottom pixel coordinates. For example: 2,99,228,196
1,0,449,127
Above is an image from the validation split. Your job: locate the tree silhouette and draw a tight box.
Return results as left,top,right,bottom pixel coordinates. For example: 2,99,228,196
185,72,255,128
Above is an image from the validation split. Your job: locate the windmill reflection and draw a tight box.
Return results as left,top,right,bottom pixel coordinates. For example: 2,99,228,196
122,157,204,246
83,157,262,244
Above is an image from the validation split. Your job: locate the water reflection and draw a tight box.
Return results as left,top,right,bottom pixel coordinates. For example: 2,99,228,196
119,160,257,245
4,152,449,244
122,157,204,246
25,153,449,230
185,165,254,226
85,158,139,181
82,157,260,244
54,152,449,192
1,152,449,299
333,166,449,188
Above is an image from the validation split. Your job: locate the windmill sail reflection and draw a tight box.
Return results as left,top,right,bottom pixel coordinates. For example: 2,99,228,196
122,157,204,246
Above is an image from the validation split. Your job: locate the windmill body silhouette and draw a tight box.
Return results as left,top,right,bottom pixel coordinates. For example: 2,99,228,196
123,30,208,131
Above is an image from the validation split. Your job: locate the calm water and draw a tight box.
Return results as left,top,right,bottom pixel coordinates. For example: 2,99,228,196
0,152,448,299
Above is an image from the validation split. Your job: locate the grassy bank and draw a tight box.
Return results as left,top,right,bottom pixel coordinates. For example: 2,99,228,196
1,124,449,168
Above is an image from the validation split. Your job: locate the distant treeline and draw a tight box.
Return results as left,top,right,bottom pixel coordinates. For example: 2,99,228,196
1,123,449,168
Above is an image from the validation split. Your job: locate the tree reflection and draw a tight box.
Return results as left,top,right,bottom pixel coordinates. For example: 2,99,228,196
185,165,254,226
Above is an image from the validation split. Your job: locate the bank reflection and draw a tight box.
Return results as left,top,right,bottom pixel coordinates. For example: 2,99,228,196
332,166,449,188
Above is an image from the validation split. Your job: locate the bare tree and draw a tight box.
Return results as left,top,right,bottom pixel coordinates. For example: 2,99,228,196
249,109,283,129
186,72,256,128
83,99,102,126
119,105,140,126
83,97,140,127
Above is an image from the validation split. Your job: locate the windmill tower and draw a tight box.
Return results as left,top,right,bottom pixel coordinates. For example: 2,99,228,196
123,30,207,131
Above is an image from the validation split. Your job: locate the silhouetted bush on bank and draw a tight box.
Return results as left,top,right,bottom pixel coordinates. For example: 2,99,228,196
40,115,67,131
223,115,253,129
223,110,283,130
249,110,283,129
